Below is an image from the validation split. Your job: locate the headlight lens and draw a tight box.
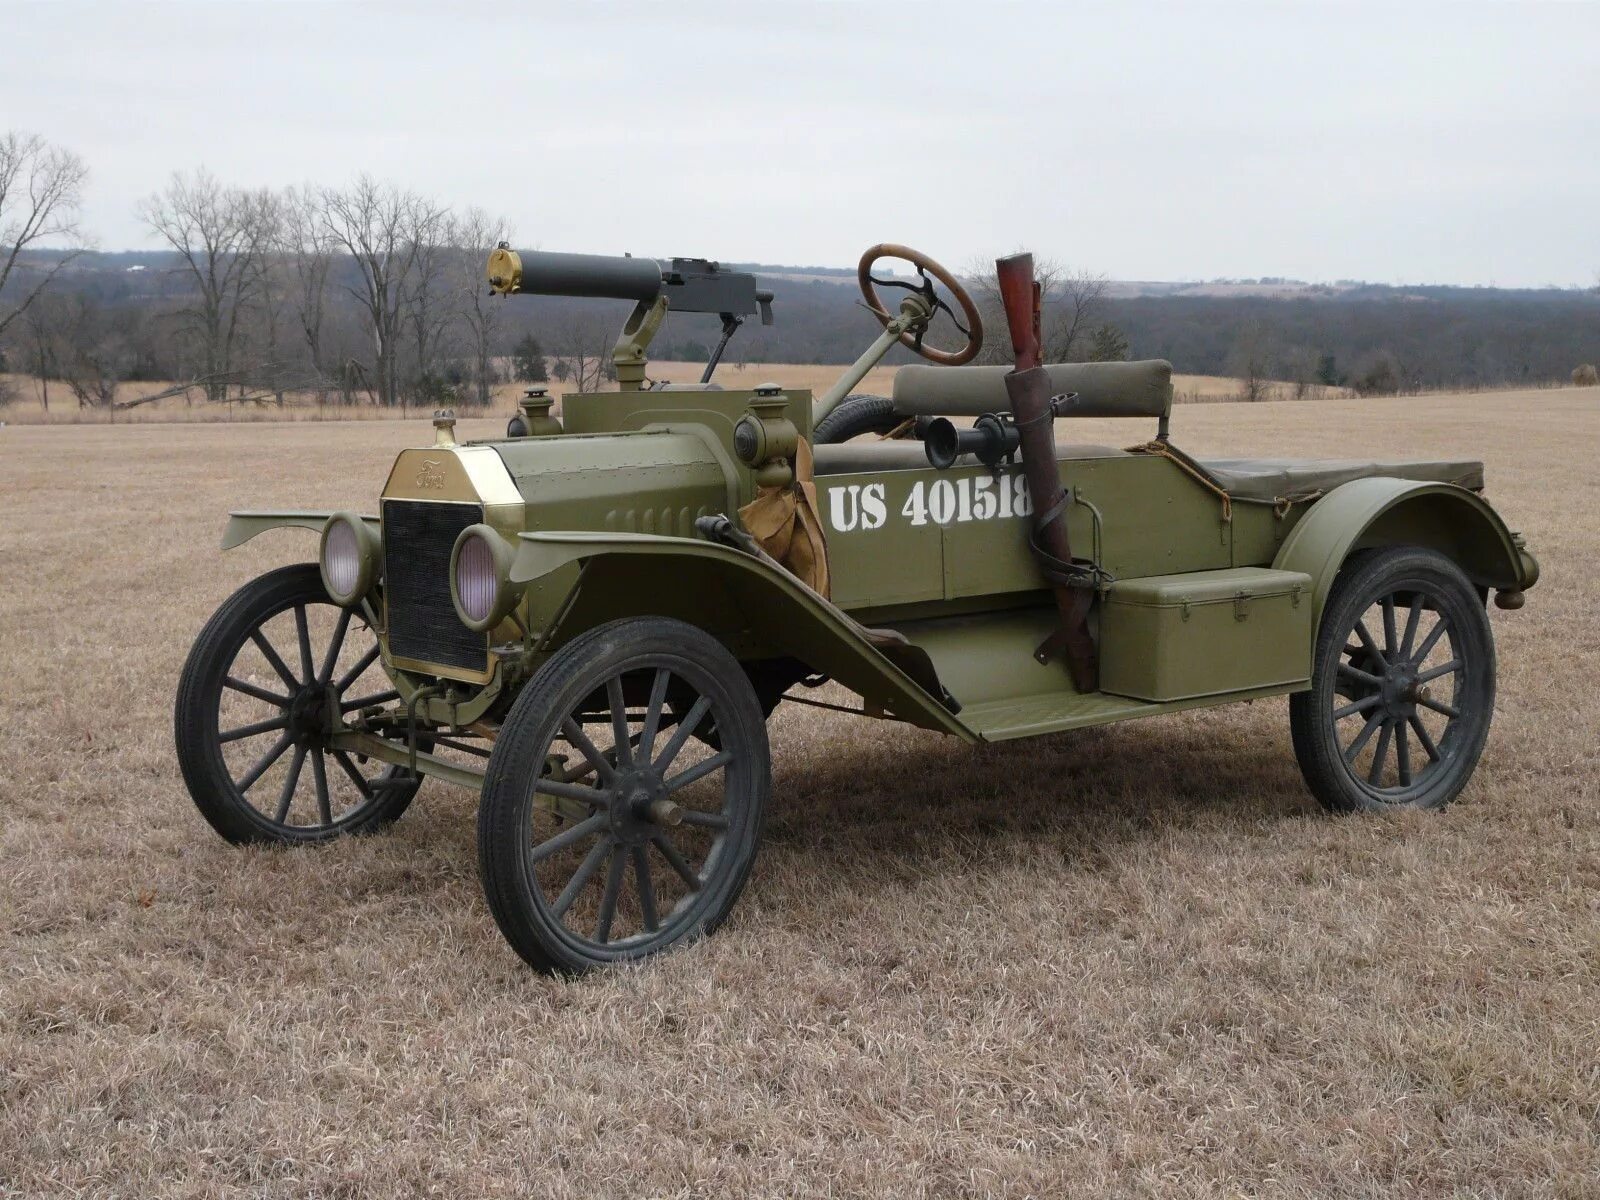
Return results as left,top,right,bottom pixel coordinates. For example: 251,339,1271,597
324,521,361,596
319,512,379,606
449,524,519,633
455,531,499,625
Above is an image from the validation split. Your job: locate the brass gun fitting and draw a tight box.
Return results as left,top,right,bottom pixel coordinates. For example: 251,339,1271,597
486,245,522,295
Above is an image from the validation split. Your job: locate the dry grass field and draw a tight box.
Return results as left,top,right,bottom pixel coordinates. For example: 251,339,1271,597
1,388,1596,1197
1,364,1338,425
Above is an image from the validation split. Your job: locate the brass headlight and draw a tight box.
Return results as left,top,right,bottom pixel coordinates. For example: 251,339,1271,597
319,513,380,607
450,524,520,633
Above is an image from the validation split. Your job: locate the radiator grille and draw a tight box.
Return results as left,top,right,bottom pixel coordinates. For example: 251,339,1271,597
382,499,488,673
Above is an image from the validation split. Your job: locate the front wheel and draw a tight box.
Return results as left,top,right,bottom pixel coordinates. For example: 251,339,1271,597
1290,546,1496,812
478,618,770,974
175,564,423,844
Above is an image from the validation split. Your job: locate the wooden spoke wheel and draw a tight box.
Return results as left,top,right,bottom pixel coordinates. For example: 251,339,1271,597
1291,547,1495,812
175,564,422,844
477,617,769,974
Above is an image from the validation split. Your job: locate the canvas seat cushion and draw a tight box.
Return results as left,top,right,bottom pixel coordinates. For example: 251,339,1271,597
891,360,1173,420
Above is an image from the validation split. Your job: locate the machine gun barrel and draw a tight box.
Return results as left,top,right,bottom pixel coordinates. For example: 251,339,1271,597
486,246,774,387
487,247,773,326
487,247,664,302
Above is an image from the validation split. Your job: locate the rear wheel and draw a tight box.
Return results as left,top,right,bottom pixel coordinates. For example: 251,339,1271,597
1290,547,1495,812
175,564,422,844
478,617,770,974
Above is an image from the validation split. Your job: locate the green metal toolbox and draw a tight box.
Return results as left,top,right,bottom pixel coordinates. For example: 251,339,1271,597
1099,567,1313,702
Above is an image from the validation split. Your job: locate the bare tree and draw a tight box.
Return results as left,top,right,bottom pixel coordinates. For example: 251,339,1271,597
0,131,89,343
139,171,278,403
550,313,615,393
49,293,132,408
1038,264,1109,363
963,258,1017,366
277,185,338,398
1228,320,1278,402
1280,343,1324,401
19,294,60,411
401,210,459,405
965,255,1109,365
321,177,446,407
227,190,305,404
453,208,510,406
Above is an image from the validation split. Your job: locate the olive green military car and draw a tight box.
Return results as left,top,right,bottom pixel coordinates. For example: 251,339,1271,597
175,244,1540,974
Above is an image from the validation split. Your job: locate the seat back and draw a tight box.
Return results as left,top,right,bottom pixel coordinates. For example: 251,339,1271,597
892,359,1173,423
812,440,1129,475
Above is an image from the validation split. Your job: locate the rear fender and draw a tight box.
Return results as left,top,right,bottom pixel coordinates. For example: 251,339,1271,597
511,531,975,740
221,510,379,551
1273,479,1537,626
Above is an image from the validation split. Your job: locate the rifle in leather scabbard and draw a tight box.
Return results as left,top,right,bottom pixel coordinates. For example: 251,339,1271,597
995,252,1100,693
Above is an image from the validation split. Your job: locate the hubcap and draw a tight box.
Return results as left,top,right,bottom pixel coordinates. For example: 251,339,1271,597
1332,586,1465,797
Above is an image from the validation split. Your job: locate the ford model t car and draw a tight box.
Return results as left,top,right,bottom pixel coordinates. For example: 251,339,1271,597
175,244,1540,973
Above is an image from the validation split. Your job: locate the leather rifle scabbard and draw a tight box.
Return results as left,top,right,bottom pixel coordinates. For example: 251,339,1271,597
1004,365,1099,693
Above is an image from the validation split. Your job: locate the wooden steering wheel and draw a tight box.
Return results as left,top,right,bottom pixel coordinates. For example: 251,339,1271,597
857,243,984,366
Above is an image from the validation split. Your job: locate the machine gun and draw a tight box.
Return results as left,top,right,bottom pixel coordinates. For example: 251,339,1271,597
487,246,774,386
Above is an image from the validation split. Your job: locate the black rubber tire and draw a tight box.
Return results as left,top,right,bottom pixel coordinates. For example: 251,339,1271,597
1290,546,1495,813
477,617,770,974
811,393,904,443
175,563,423,844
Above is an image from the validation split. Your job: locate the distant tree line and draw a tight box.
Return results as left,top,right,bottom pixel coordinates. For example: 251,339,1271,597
3,130,1598,410
1099,289,1600,396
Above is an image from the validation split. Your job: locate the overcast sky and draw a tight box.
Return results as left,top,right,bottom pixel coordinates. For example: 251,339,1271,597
5,1,1597,286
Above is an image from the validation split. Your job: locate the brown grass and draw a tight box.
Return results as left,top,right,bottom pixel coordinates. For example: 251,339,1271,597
1,365,1346,426
1172,375,1357,404
2,389,1597,1197
0,364,909,426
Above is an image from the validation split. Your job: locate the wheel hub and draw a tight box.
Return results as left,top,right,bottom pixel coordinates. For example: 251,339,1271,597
610,768,671,843
1379,664,1419,719
286,684,335,745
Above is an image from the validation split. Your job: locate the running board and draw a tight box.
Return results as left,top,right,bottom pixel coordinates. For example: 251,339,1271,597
957,682,1306,742
882,606,1307,741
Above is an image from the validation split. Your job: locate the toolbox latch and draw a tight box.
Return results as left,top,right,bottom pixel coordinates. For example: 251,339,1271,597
1233,591,1250,622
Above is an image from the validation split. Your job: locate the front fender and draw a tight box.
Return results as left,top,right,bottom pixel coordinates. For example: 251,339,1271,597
1273,479,1537,625
511,531,975,740
221,510,379,551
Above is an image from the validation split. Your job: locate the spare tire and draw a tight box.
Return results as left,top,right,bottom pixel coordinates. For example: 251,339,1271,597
811,394,903,444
